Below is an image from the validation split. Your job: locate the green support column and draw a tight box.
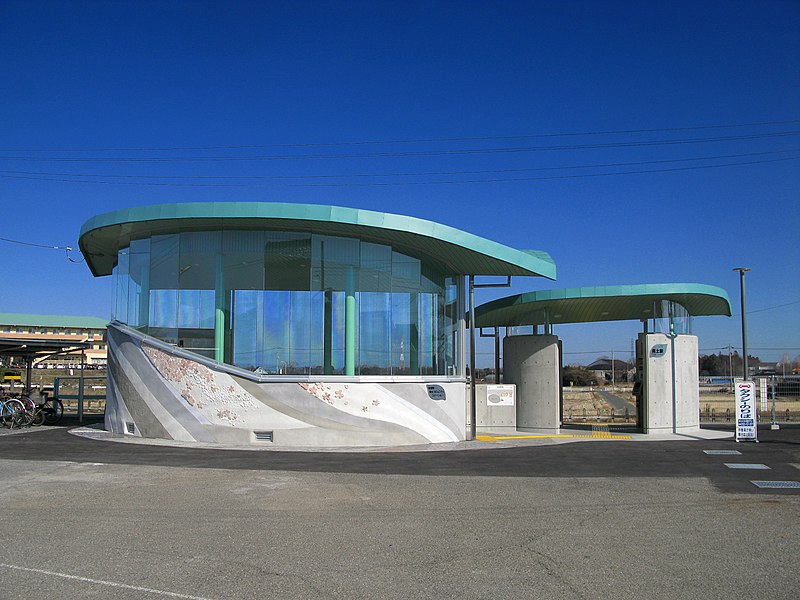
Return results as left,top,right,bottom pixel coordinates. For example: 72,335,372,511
345,266,356,376
214,254,225,363
323,289,333,375
410,293,419,375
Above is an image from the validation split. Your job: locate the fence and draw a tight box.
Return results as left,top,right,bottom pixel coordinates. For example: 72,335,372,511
562,376,799,426
699,375,799,425
53,376,106,422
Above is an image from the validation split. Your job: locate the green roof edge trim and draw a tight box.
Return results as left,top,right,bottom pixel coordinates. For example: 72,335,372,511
79,202,556,279
474,283,732,327
0,313,109,329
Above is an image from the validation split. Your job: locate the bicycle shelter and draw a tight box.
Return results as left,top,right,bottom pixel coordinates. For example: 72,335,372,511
0,337,93,396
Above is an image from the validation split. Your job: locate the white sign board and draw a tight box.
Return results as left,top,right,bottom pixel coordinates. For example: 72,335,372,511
735,381,758,442
486,384,515,406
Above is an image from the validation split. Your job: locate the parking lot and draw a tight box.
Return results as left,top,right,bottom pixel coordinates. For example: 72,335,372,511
1,424,798,599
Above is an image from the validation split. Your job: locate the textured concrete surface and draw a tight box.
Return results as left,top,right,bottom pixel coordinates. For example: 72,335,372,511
0,425,798,600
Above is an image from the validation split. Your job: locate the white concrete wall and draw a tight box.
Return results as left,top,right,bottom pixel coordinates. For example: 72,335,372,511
503,335,560,433
640,333,699,433
105,324,467,447
475,383,517,431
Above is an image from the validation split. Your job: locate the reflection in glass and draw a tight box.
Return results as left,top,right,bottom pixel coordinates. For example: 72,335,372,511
112,229,463,377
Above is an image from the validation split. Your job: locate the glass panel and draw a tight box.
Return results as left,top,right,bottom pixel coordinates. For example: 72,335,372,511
444,276,461,376
223,230,264,291
359,292,390,374
312,235,359,292
115,249,130,324
264,232,311,291
179,231,221,291
150,234,179,290
313,236,359,374
231,290,263,371
149,234,179,341
177,290,215,329
391,292,412,375
111,264,119,322
127,248,150,331
359,242,392,292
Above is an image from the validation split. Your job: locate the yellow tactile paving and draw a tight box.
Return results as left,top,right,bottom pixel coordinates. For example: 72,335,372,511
477,428,631,442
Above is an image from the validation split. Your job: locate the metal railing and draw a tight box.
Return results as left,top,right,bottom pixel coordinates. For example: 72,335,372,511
53,376,106,422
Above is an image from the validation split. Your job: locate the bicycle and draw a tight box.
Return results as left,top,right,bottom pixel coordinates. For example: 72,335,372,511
15,392,64,427
1,397,28,428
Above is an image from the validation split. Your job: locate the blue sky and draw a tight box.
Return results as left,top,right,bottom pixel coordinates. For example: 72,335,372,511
1,0,798,365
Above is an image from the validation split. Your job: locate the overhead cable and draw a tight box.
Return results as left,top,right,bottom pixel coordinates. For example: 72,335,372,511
0,131,798,163
0,118,796,151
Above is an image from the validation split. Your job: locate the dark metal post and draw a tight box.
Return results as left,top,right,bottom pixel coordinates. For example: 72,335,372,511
79,348,86,424
733,268,751,380
494,327,500,384
469,275,476,441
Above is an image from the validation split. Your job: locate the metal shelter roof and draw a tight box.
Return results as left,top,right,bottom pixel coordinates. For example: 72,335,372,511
79,202,557,279
0,338,93,389
0,338,93,358
474,283,732,328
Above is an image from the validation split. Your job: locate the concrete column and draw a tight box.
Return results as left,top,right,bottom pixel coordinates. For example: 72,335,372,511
345,266,356,376
214,254,225,363
503,334,561,433
639,333,700,433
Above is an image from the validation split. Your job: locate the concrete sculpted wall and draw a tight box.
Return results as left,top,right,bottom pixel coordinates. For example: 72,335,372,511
105,324,465,447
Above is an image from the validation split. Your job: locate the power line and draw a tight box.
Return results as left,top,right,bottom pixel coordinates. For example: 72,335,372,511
0,118,796,151
0,236,84,263
3,155,795,188
739,299,800,316
0,236,69,250
0,131,797,163
1,148,795,181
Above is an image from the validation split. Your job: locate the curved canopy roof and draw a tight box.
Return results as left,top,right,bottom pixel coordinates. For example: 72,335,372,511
79,202,556,279
474,283,732,328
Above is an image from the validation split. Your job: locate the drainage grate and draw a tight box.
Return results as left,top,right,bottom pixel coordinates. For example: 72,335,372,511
703,450,741,456
125,422,135,435
751,481,800,489
254,430,274,442
725,463,770,470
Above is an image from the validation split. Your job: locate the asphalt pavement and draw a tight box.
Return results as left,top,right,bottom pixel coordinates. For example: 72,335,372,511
1,423,798,600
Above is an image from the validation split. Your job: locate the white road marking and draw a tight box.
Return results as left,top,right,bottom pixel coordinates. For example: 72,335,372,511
0,563,215,600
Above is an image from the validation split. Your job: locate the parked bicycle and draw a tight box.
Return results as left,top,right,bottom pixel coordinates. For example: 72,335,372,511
0,397,27,428
1,390,64,428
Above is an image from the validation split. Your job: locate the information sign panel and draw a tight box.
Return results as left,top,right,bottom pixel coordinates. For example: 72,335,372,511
735,381,758,442
486,384,515,406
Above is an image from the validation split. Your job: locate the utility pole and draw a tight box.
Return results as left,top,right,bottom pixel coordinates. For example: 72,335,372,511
733,268,751,380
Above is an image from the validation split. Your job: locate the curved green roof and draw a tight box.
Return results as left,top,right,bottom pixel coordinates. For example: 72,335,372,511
474,283,732,328
79,202,556,279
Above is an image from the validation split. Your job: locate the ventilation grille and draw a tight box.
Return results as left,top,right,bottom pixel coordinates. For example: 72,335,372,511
751,481,800,489
125,422,135,435
254,430,274,442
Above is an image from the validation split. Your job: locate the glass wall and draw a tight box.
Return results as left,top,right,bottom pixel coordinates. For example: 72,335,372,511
111,228,463,377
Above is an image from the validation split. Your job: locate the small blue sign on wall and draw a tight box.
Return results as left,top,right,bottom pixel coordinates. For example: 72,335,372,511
650,344,668,357
426,384,446,401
